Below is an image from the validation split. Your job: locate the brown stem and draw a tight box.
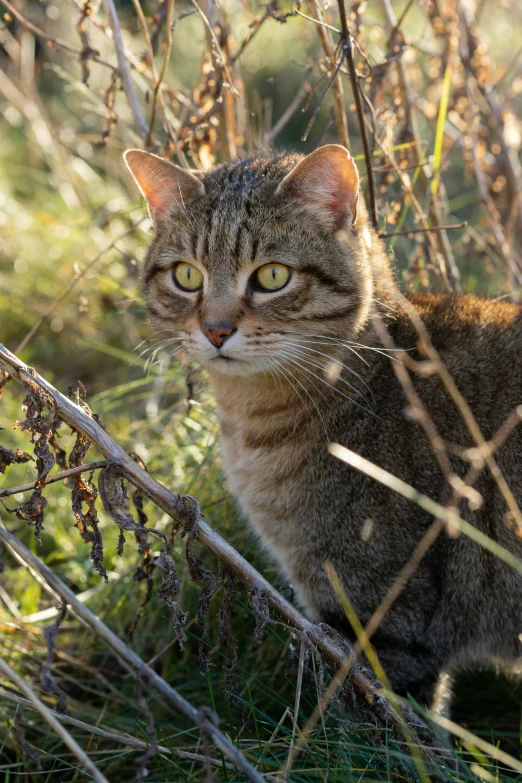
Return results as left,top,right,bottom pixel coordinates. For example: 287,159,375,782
336,0,377,228
379,221,468,238
0,462,107,499
1,0,115,70
102,0,148,139
308,0,349,149
0,688,269,777
0,657,109,783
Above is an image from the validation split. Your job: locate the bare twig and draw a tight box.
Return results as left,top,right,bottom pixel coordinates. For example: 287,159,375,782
0,688,266,777
263,68,312,148
379,221,468,238
0,462,107,499
336,0,377,228
387,286,522,528
378,0,461,290
1,0,115,71
101,0,149,139
131,0,188,166
0,518,265,783
145,0,174,149
0,658,110,783
308,0,349,149
301,54,345,142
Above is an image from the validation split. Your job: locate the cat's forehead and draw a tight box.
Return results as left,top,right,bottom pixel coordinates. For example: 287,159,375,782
202,151,303,195
176,154,305,272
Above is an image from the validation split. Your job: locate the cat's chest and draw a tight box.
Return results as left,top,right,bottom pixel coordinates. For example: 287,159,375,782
218,411,321,541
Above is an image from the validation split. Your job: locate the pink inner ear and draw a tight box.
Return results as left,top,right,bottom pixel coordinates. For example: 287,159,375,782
279,146,359,231
125,150,204,227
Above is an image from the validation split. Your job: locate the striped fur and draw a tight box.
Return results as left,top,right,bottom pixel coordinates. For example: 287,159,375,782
132,148,522,708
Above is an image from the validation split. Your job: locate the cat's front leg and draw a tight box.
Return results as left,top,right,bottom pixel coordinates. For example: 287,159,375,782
370,631,447,707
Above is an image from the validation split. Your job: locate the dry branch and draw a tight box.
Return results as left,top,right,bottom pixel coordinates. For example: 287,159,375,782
0,517,265,783
1,0,115,71
0,344,434,749
101,0,148,140
336,0,377,229
378,0,461,290
0,688,265,777
0,461,107,499
0,657,110,783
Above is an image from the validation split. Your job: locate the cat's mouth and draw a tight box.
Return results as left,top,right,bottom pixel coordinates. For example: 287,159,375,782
210,353,245,364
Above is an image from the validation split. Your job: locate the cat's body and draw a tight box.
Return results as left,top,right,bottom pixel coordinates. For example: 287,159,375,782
214,292,522,703
125,145,522,705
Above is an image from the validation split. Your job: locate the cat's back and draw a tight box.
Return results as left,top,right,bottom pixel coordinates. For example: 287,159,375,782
390,292,522,431
400,292,522,351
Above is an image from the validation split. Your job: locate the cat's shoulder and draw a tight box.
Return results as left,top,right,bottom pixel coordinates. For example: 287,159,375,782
406,292,522,331
386,292,522,356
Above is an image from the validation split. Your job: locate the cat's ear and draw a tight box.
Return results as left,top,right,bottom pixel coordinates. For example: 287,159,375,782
124,150,205,229
276,145,359,231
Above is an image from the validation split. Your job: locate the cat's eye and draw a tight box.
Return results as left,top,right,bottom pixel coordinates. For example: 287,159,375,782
173,262,203,292
254,263,291,292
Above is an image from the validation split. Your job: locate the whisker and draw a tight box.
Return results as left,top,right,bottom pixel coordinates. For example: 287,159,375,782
278,349,331,406
280,344,375,405
134,329,178,354
280,352,379,419
277,357,329,439
268,357,315,426
282,339,374,390
282,335,371,369
371,297,398,313
281,331,405,362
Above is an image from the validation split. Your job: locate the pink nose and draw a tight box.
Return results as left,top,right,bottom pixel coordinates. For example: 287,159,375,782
201,321,237,349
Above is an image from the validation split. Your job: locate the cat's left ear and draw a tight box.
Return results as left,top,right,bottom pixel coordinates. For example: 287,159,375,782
124,149,205,229
275,145,359,232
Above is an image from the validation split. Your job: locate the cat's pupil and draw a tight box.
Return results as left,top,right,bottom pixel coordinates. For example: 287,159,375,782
271,268,276,279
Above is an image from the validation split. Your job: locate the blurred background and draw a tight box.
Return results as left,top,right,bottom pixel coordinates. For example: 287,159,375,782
2,0,522,779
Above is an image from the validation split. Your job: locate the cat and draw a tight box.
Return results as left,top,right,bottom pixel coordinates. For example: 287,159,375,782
124,144,522,707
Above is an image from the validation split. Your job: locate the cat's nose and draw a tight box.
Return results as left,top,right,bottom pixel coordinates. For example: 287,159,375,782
201,321,237,349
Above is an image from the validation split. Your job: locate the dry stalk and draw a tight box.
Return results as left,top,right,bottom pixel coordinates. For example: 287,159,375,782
0,657,110,783
307,0,349,150
0,519,265,783
0,688,264,776
378,0,461,291
1,0,115,71
101,0,148,139
0,461,107,499
336,0,377,229
386,287,522,528
145,0,174,150
263,68,313,148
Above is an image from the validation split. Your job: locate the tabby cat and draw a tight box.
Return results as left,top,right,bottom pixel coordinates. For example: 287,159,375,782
125,145,522,706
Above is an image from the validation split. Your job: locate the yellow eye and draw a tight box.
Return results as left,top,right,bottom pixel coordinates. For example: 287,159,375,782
255,263,291,292
173,262,203,291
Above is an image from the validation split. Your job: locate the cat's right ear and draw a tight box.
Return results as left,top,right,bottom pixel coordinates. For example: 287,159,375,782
124,150,205,229
275,145,359,232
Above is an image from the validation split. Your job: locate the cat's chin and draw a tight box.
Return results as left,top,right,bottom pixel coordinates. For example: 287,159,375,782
204,356,272,378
